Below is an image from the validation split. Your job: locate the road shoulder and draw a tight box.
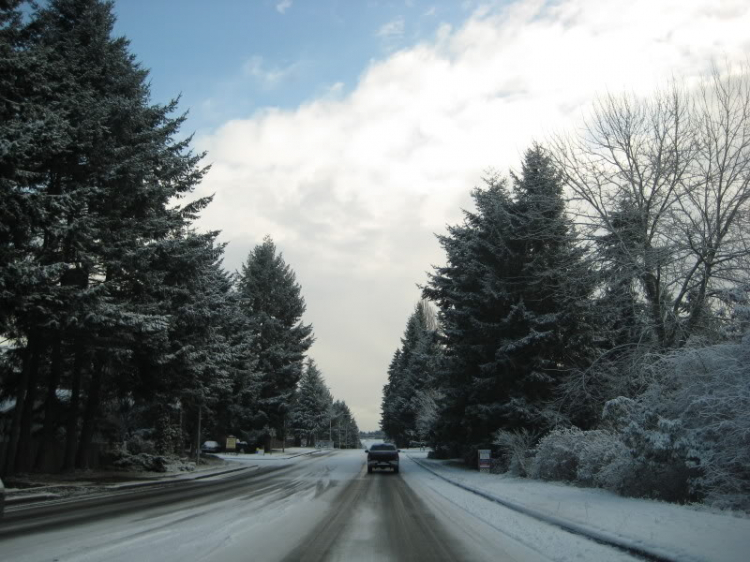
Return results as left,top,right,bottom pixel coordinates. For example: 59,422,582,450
405,450,750,562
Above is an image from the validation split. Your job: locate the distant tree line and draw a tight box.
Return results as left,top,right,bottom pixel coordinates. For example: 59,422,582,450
381,69,750,509
359,430,385,440
288,358,360,449
0,0,358,476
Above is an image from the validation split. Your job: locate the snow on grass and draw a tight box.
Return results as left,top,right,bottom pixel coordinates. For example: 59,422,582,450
405,450,750,562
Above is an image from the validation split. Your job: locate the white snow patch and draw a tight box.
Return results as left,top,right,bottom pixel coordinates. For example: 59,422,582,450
405,451,750,562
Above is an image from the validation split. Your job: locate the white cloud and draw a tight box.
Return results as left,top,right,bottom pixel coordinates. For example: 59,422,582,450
276,0,292,15
195,0,750,430
242,55,299,89
376,17,405,38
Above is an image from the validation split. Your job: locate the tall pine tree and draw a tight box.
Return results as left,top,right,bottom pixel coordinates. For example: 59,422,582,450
238,236,313,450
1,0,212,474
424,146,594,456
290,359,332,446
380,300,442,447
501,144,595,430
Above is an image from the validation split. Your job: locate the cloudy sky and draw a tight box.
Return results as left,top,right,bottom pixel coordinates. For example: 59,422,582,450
113,0,750,430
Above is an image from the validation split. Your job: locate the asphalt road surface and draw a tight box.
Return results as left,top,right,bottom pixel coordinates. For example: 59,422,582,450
0,450,639,562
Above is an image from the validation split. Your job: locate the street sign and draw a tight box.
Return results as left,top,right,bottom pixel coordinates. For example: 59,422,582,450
226,436,237,451
478,449,491,473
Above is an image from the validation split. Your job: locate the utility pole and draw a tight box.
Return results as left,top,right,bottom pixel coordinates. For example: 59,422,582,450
178,400,183,455
195,403,202,465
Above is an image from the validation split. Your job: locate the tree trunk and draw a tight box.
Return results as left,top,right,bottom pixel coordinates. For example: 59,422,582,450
642,271,667,347
16,336,43,473
36,335,64,471
63,343,85,471
682,260,714,346
76,354,105,469
195,403,202,464
2,339,35,476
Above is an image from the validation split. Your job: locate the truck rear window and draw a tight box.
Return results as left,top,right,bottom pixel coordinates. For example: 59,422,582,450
370,444,396,451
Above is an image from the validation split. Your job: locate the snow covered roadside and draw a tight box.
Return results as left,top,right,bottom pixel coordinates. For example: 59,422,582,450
4,448,325,506
406,451,750,562
216,446,321,461
3,457,249,506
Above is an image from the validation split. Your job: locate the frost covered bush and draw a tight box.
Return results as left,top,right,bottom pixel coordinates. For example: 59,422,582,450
590,338,750,508
529,337,750,508
155,413,182,455
531,428,586,482
651,341,750,509
574,430,631,491
125,434,156,455
531,427,632,488
110,452,169,472
493,429,536,476
602,396,700,502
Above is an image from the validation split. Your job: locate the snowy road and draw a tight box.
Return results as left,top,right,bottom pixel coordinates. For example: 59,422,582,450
0,451,641,562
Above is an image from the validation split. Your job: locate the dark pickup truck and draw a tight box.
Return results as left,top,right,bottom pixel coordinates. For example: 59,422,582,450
366,443,400,474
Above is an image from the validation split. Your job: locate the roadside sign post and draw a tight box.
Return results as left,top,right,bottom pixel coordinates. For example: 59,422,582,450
226,435,237,454
478,449,491,473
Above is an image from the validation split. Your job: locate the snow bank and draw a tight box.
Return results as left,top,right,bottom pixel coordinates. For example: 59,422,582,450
407,451,750,562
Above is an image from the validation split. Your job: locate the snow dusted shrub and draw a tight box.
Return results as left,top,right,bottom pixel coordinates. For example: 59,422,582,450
530,334,750,508
155,412,181,455
602,396,700,502
489,458,506,474
531,428,586,482
493,429,537,476
574,430,631,491
654,341,750,510
427,445,455,460
125,434,156,456
531,427,632,489
594,338,750,508
111,452,169,473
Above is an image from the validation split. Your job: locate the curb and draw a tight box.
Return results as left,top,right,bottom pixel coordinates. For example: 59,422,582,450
4,465,257,505
6,492,62,506
407,455,690,562
103,464,257,490
285,449,325,459
3,451,322,508
221,449,324,461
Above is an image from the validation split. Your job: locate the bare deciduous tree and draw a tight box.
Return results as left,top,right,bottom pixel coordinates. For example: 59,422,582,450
552,65,750,349
675,68,750,339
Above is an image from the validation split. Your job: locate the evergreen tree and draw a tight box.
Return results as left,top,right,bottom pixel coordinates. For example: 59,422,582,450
290,359,332,446
423,174,514,454
380,349,404,444
128,232,255,453
238,236,313,450
380,300,442,447
502,145,595,429
423,146,594,455
331,400,360,449
0,0,210,474
553,199,653,425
